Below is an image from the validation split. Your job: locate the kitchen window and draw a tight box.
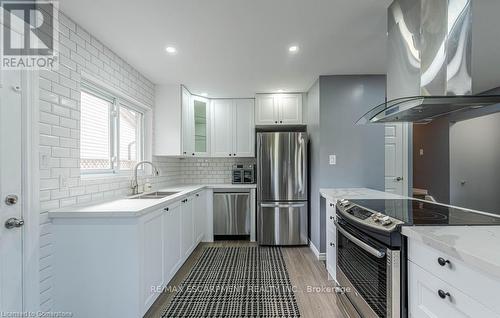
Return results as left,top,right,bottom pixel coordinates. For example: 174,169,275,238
80,83,144,174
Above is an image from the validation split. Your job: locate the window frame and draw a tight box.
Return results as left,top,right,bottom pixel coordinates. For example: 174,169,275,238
80,82,145,175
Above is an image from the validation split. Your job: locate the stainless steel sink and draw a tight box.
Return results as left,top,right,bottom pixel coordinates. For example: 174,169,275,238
130,191,180,199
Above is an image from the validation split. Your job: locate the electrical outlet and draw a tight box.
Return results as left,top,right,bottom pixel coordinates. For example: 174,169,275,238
59,175,68,188
329,155,336,165
40,154,49,169
419,148,424,156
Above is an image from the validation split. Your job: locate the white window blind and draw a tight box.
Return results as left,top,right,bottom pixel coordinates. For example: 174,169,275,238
80,91,112,171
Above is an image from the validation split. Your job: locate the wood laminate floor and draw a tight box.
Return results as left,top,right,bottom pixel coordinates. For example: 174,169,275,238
145,242,344,318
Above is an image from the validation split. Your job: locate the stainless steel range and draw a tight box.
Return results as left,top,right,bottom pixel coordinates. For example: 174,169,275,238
335,199,403,318
335,198,500,318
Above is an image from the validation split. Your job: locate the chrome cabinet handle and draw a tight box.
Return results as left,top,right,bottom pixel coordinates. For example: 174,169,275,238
335,221,385,258
329,216,334,220
395,176,403,182
5,217,24,229
329,242,335,247
164,207,169,212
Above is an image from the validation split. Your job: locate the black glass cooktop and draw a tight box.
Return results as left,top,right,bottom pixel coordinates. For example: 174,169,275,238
348,199,500,226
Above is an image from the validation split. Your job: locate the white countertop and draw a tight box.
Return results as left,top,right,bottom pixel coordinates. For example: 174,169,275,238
319,187,403,202
48,183,255,218
320,187,500,279
402,226,500,280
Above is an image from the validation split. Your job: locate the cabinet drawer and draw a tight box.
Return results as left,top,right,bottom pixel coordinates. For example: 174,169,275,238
409,261,499,318
409,239,500,314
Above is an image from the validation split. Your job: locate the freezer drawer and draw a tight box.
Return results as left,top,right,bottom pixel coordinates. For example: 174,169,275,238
258,201,308,245
213,193,251,235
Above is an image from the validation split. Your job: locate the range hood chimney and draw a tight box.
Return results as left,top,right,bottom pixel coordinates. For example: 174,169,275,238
359,0,500,124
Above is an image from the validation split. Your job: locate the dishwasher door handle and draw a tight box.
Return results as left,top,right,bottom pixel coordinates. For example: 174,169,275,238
260,203,306,209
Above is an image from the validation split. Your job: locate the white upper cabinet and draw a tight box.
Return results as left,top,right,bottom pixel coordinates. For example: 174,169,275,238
233,99,255,157
182,90,210,157
255,94,277,125
279,94,302,124
155,85,254,157
154,84,182,156
211,99,234,157
255,93,303,125
211,99,255,158
181,86,194,156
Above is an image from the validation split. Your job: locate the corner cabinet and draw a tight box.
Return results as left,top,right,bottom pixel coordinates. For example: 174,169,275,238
255,93,303,125
211,99,255,157
181,88,210,157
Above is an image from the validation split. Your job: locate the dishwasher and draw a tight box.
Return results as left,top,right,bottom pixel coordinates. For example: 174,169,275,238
213,191,251,239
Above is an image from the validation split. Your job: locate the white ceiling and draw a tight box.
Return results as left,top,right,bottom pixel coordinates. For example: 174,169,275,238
60,0,392,97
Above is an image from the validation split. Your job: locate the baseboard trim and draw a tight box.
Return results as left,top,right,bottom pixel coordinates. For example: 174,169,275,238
309,240,326,261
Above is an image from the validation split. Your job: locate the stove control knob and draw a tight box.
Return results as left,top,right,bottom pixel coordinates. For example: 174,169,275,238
381,216,393,226
372,212,383,222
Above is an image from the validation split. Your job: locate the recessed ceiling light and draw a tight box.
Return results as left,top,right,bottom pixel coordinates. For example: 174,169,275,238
288,45,299,53
165,46,177,54
201,92,208,97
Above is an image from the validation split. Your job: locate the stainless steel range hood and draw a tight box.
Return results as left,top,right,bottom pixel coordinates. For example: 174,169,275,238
359,0,500,124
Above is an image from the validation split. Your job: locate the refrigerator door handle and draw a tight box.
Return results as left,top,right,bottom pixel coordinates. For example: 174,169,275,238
260,202,306,208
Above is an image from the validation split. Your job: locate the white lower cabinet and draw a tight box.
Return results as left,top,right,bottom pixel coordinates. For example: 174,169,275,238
193,190,207,243
141,208,166,309
52,190,208,318
180,196,194,258
408,261,498,318
325,199,337,283
408,239,500,318
164,201,182,280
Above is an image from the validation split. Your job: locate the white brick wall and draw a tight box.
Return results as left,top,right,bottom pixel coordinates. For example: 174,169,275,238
37,11,182,311
39,11,256,313
180,157,256,184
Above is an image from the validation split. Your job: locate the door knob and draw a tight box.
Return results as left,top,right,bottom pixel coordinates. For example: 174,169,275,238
5,194,18,205
5,217,24,229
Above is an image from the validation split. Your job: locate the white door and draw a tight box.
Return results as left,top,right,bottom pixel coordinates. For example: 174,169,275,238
180,197,194,258
279,94,302,124
164,201,181,281
141,209,165,309
233,99,255,157
255,94,277,125
0,70,24,312
181,87,193,156
385,123,408,195
211,99,233,157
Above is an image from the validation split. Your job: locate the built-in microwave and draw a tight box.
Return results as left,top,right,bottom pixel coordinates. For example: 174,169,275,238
232,164,256,184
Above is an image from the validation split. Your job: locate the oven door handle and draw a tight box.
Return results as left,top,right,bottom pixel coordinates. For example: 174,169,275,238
335,221,386,259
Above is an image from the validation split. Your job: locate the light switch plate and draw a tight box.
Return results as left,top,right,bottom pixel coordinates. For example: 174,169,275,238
419,148,424,156
329,155,336,165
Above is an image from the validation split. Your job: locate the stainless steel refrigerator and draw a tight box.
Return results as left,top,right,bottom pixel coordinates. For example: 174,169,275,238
257,132,308,245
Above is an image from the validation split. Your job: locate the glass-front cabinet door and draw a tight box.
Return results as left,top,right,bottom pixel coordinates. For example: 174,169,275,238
181,89,210,156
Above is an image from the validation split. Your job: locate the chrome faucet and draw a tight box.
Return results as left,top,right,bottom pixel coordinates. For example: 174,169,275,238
130,161,160,195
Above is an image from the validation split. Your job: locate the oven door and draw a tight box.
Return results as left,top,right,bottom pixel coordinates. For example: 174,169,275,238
335,218,400,318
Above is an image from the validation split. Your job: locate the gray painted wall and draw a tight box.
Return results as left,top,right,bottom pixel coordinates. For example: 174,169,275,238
413,118,450,203
307,75,386,252
450,113,500,214
307,79,321,250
